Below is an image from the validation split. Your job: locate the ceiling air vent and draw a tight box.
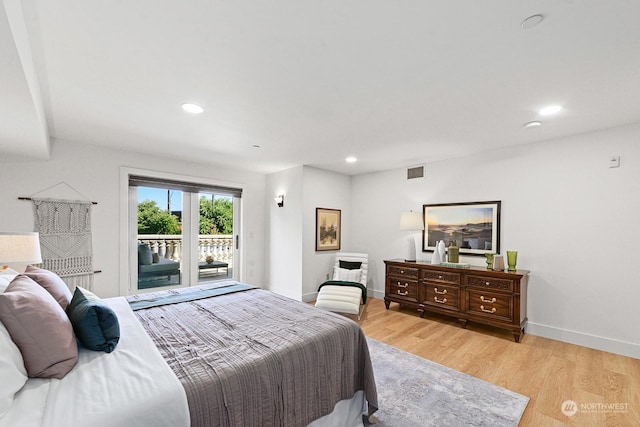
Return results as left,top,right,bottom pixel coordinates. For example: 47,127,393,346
407,165,425,180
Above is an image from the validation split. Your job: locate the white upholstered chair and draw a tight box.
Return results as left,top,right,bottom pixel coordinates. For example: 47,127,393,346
315,252,368,320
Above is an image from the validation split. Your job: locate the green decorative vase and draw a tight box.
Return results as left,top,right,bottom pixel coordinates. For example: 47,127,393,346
507,251,518,271
485,253,494,269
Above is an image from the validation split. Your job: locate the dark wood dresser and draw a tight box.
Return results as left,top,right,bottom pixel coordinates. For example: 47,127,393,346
384,260,529,342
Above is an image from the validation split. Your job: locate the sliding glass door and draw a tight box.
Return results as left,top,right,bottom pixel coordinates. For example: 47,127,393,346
128,175,241,292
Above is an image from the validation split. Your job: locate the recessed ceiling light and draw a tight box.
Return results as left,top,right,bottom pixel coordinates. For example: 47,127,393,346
345,157,357,163
521,14,544,30
181,103,204,114
539,105,562,116
524,121,542,128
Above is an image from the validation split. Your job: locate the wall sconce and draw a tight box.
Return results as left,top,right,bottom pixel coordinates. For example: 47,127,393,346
274,195,285,208
0,232,43,272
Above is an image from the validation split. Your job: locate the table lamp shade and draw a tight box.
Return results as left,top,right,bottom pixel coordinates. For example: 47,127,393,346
0,232,43,265
399,211,424,231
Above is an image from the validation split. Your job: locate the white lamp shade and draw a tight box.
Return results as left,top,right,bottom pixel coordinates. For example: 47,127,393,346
399,211,424,231
0,232,43,264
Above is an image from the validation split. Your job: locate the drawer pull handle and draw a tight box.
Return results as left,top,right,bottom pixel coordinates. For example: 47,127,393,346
485,281,491,286
400,270,404,274
480,296,496,303
397,282,408,288
434,288,447,295
397,290,409,296
480,305,496,314
434,297,447,304
438,275,443,279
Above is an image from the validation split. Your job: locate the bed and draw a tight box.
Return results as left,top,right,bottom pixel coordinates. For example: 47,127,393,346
0,275,378,427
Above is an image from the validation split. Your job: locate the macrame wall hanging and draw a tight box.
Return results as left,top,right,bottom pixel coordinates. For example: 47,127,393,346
31,198,94,290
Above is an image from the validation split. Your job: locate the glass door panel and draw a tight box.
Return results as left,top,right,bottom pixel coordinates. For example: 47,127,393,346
198,192,233,283
136,187,183,289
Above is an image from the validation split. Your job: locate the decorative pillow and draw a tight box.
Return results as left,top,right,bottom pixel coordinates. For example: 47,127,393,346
0,275,78,379
333,267,362,283
339,260,362,270
23,265,72,310
0,320,28,418
0,268,19,293
138,243,153,265
67,286,120,353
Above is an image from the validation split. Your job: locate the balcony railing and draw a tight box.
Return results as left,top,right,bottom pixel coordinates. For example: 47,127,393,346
138,234,233,264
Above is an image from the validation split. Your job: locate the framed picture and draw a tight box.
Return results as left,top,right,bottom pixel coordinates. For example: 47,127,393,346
422,201,501,256
316,208,341,251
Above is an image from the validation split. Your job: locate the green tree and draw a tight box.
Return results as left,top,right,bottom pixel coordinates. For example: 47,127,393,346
138,200,181,234
199,196,233,234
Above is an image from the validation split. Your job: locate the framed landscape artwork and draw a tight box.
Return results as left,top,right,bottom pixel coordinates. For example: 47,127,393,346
316,208,341,251
422,201,501,256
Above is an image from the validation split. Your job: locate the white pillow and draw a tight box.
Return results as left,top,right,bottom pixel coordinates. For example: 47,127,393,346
333,267,362,283
0,268,19,293
0,320,28,418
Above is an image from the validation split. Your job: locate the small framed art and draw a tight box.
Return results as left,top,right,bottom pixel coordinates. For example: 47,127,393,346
316,208,341,251
422,201,501,256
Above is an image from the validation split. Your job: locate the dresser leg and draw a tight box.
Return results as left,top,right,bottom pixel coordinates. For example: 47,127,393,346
458,319,468,329
513,329,523,343
384,299,390,309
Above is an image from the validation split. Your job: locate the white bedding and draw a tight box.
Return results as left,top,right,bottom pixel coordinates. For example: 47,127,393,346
0,297,190,427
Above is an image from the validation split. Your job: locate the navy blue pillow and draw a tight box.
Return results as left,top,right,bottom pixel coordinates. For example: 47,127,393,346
339,260,362,270
67,286,120,353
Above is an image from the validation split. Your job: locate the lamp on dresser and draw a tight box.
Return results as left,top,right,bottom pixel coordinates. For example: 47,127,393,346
399,211,424,262
0,232,42,272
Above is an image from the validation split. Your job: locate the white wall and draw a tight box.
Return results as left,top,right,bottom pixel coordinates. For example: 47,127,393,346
352,122,640,359
265,165,353,301
0,140,266,298
301,166,352,301
265,166,303,299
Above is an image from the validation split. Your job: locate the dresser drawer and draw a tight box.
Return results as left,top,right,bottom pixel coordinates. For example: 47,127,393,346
466,290,512,321
421,269,461,285
387,265,419,280
423,283,459,311
387,278,419,302
466,275,514,293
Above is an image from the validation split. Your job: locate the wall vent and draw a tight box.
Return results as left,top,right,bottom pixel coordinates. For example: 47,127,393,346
407,165,425,180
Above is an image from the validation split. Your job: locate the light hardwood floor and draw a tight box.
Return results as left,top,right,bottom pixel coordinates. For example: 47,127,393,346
356,298,640,426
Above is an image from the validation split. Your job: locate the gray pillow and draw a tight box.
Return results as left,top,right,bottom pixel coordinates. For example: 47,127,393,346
0,275,78,378
23,265,73,310
138,243,153,265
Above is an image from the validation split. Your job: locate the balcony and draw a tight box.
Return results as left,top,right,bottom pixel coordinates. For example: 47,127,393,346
137,234,233,286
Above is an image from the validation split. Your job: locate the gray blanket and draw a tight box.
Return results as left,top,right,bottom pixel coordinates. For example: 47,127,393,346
129,285,378,427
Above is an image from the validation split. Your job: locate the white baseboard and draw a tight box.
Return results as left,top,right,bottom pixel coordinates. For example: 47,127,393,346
302,292,317,303
368,289,385,300
527,321,640,360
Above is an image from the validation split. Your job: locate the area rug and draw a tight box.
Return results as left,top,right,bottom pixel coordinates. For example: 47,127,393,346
365,337,529,427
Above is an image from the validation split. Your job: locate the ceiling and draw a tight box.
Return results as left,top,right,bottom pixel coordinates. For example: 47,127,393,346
2,1,640,175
